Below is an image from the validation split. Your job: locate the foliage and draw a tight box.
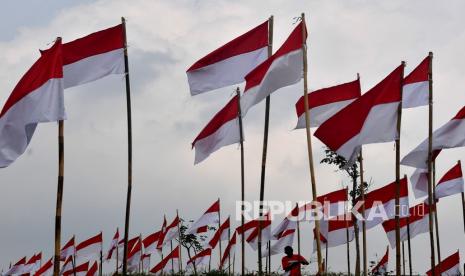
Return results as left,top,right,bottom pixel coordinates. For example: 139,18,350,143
177,218,216,256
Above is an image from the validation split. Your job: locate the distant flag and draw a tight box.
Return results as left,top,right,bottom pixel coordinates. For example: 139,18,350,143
402,56,430,109
401,106,465,169
186,248,211,272
314,65,403,164
3,256,26,275
0,39,66,168
117,236,139,262
371,246,389,275
426,251,461,276
240,20,307,115
409,150,441,199
312,228,328,252
220,232,237,269
236,213,272,250
33,258,53,276
186,21,269,95
141,254,151,272
157,215,180,249
86,262,98,276
295,78,361,128
22,253,42,274
59,256,74,276
127,238,142,272
272,205,298,240
62,24,124,89
67,261,88,276
75,232,103,262
319,214,355,249
263,229,295,257
299,188,348,219
142,230,162,255
60,236,75,261
187,199,220,234
208,217,230,249
106,228,119,260
435,161,464,199
149,245,180,275
192,95,240,164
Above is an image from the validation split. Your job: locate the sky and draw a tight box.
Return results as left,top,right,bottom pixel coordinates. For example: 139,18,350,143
0,0,465,274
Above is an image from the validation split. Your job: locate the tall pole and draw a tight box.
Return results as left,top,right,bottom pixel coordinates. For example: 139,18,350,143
99,233,103,276
433,161,441,267
402,241,406,276
228,216,231,276
394,61,405,276
218,198,222,269
236,87,246,276
426,51,437,276
258,16,273,276
300,12,323,274
461,191,465,234
359,149,367,276
121,17,134,276
177,210,183,273
325,242,328,273
405,177,412,276
345,199,351,275
116,237,119,273
296,203,301,256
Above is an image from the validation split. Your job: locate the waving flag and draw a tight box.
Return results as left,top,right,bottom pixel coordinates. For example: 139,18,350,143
86,262,98,276
263,229,295,257
62,24,124,88
59,256,74,276
60,236,75,261
319,214,354,249
142,230,162,255
402,55,430,108
4,256,26,275
66,261,88,276
141,254,151,272
220,232,237,269
426,251,461,276
295,78,361,128
0,39,66,168
186,20,269,95
272,205,298,240
106,228,119,260
33,258,53,276
372,246,389,274
117,236,139,261
299,188,348,220
240,20,306,115
187,248,211,271
187,199,220,234
315,65,403,164
209,217,230,249
236,213,272,250
435,161,464,199
150,246,180,275
157,215,180,249
76,232,103,262
22,253,42,274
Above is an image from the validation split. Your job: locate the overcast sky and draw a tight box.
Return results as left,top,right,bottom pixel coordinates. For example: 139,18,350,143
0,0,464,274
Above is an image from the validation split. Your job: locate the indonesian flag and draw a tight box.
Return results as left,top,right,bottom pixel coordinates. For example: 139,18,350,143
314,65,403,164
263,229,295,257
426,251,461,276
187,199,220,234
157,215,180,249
105,228,119,260
220,232,237,269
271,205,298,240
401,106,465,169
382,203,431,248
33,258,52,276
355,177,409,229
141,254,151,272
192,95,240,164
371,246,389,274
187,248,211,271
117,236,139,262
59,256,73,276
127,238,142,271
0,39,66,168
142,230,162,255
85,262,98,276
409,150,441,199
295,78,361,128
236,213,272,250
65,261,88,276
62,24,124,89
312,227,328,252
299,188,348,220
208,217,230,249
436,161,464,199
186,20,268,95
149,245,180,275
60,237,75,261
76,232,102,262
402,56,430,109
4,256,26,275
240,21,306,115
22,253,42,274
319,214,355,249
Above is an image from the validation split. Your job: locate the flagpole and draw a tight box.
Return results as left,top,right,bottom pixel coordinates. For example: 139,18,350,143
296,203,301,256
170,241,174,273
325,242,328,273
345,197,351,275
236,87,245,276
461,191,465,234
359,149,367,276
258,15,273,276
426,51,437,276
300,12,323,274
53,116,64,276
99,232,103,276
228,216,231,276
177,210,183,273
116,237,119,274
433,160,441,268
218,198,223,270
405,175,412,276
268,241,271,275
121,17,134,276
402,241,406,275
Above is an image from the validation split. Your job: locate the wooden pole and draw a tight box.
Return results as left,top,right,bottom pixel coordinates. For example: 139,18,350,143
268,241,271,275
99,233,103,276
433,161,441,268
402,241,406,276
300,12,323,274
116,236,119,273
228,216,231,276
325,241,328,273
461,191,465,234
426,51,437,276
236,87,245,276
296,203,301,256
345,198,351,275
218,198,222,269
53,117,65,276
405,175,413,276
121,17,134,276
177,210,183,273
257,16,273,276
170,240,175,273
359,149,367,276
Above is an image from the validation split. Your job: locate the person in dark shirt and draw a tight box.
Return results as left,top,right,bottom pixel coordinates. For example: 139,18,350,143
281,246,309,276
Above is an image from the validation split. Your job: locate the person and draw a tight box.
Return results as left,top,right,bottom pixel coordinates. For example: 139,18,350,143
281,246,309,276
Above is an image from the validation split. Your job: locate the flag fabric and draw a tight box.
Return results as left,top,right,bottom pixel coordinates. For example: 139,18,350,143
186,21,269,95
208,217,230,249
127,238,142,271
192,95,240,164
85,262,98,276
355,177,409,229
263,229,295,257
312,227,328,253
314,65,403,164
106,228,119,260
186,248,211,272
3,256,26,275
76,232,103,262
295,78,361,128
187,199,220,234
382,203,431,248
149,246,180,275
22,253,42,274
435,161,464,199
220,232,237,269
401,106,465,169
0,39,66,168
62,24,124,89
59,256,73,276
236,213,272,250
298,188,348,220
33,258,53,276
141,254,151,272
372,246,389,274
410,168,429,199
157,215,180,249
319,214,355,249
117,236,139,261
240,21,306,115
142,230,162,255
272,205,299,240
66,261,88,276
60,237,75,261
402,56,429,109
426,251,461,276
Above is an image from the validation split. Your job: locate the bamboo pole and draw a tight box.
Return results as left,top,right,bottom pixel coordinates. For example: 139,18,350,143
359,149,367,276
268,241,271,275
433,161,441,268
325,242,328,273
170,240,175,273
300,12,323,274
177,210,183,273
236,87,245,276
53,116,65,276
257,16,273,276
99,232,103,276
121,17,134,276
218,198,222,269
228,216,231,276
345,195,351,275
116,235,119,273
402,241,406,276
296,203,301,256
462,191,465,234
405,175,412,276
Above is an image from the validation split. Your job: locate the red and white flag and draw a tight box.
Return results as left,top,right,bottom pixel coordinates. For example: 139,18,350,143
149,245,180,275
220,232,237,269
236,213,272,250
240,21,306,115
409,150,441,199
426,251,461,276
85,262,98,276
263,229,295,257
127,238,142,271
4,256,26,275
117,236,139,262
435,161,464,199
0,39,66,168
319,214,355,249
22,253,42,274
60,237,75,261
64,261,88,276
402,56,430,109
272,205,298,240
295,78,361,128
208,217,230,249
187,199,220,234
141,254,151,272
382,203,430,248
312,227,328,252
76,232,103,262
401,106,465,168
314,65,403,164
33,258,52,276
142,230,162,255
106,228,119,260
186,21,269,95
355,177,409,229
187,248,211,271
59,256,74,276
371,246,389,275
299,188,348,220
62,24,124,89
192,95,240,164
157,215,180,249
